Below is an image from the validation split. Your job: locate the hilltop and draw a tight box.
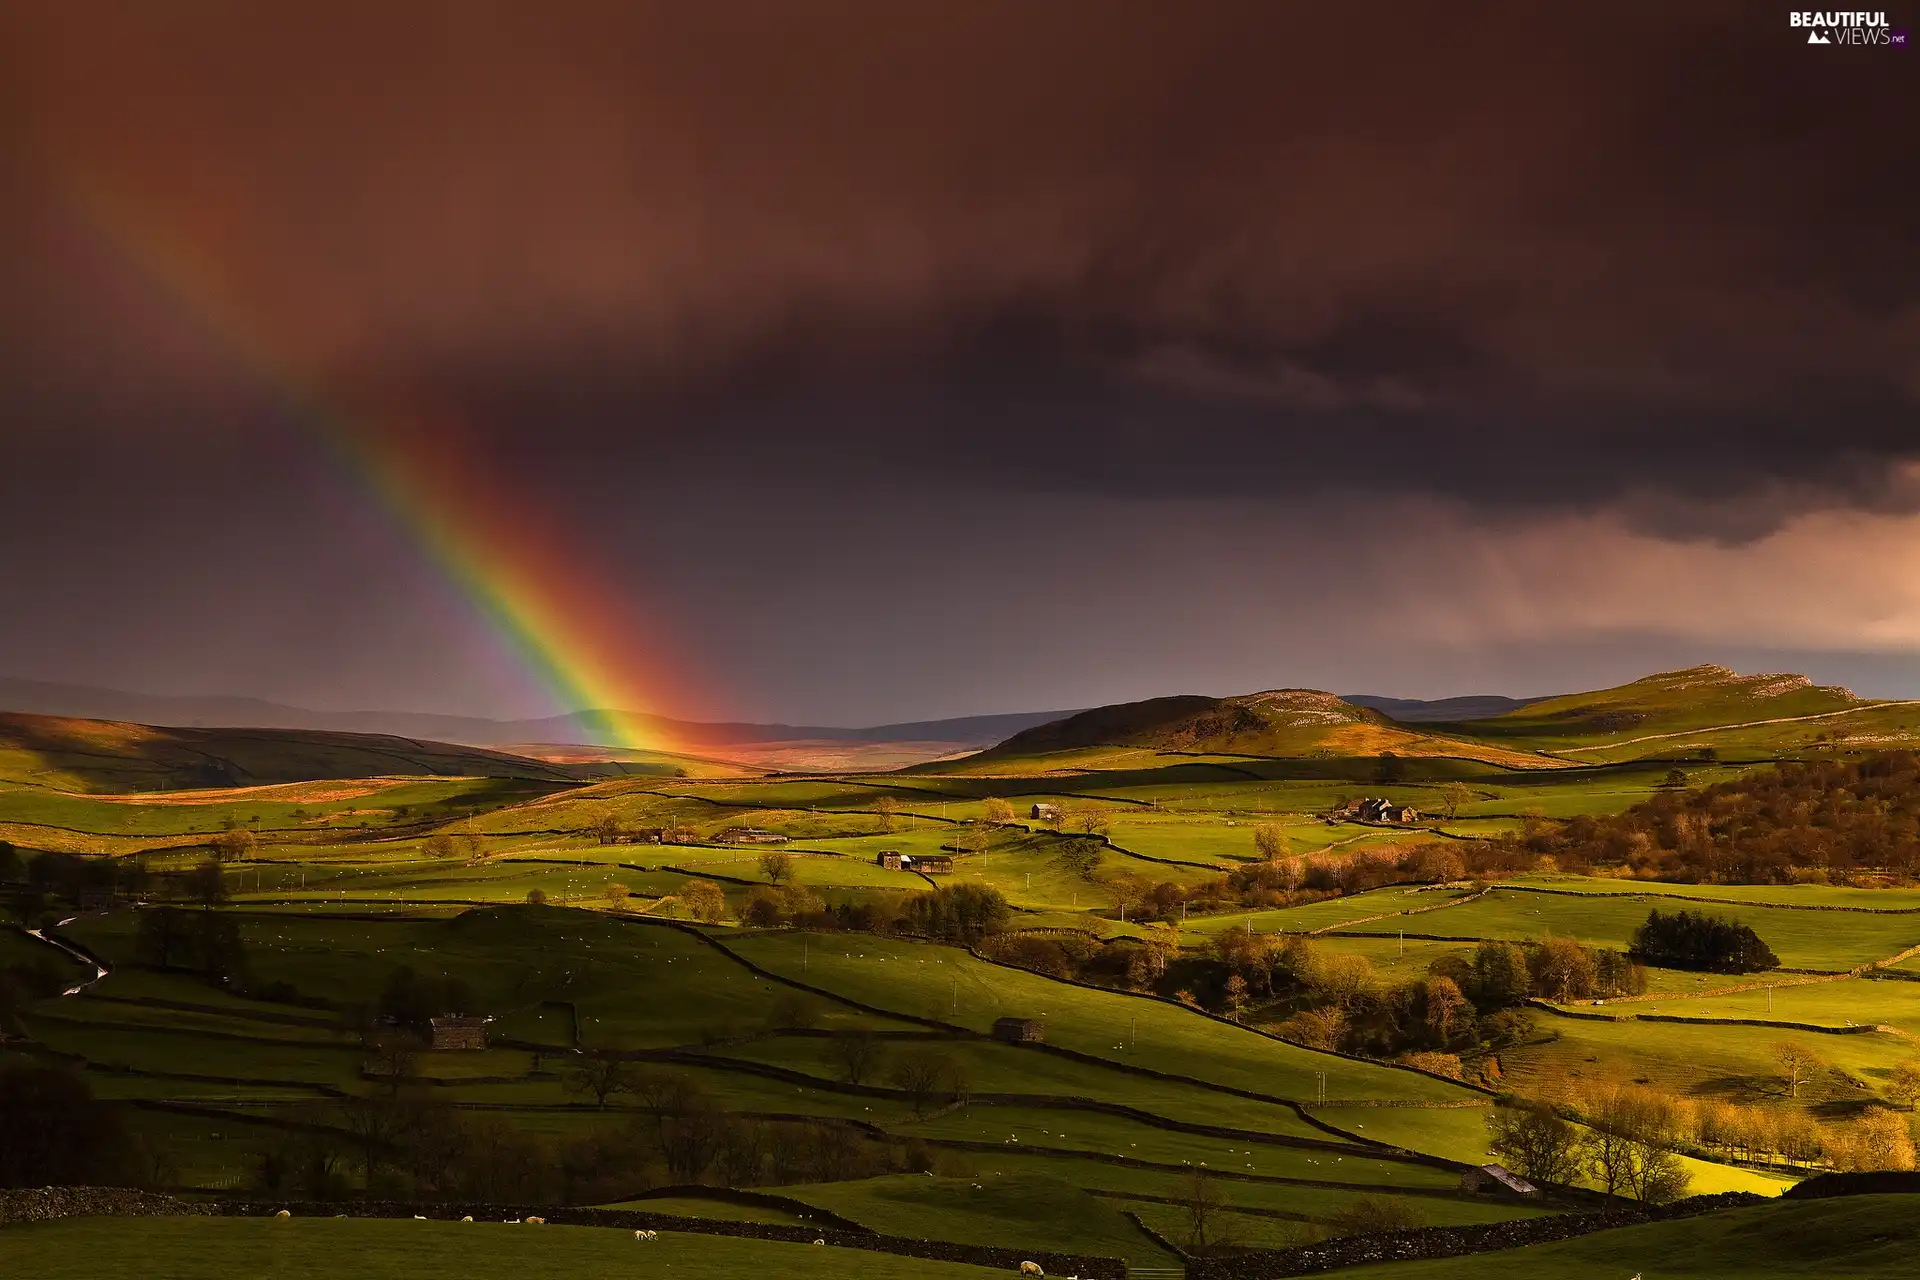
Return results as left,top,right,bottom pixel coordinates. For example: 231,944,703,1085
1443,664,1918,761
0,712,670,794
971,688,1568,770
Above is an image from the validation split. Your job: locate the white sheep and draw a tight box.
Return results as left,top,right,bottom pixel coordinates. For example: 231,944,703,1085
525,1215,546,1225
1020,1264,1044,1277
812,1238,826,1245
273,1210,291,1219
460,1216,473,1223
413,1215,427,1220
633,1229,658,1240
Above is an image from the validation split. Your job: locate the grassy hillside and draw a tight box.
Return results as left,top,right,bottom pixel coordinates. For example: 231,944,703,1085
1326,1194,1920,1278
971,690,1570,771
0,1218,1027,1280
1445,664,1920,760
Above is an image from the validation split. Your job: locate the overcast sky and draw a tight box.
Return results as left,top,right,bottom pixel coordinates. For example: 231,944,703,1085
2,2,1916,725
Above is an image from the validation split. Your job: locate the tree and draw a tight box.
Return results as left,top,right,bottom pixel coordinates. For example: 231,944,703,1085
602,881,630,910
562,1055,636,1109
197,911,248,986
1886,1059,1920,1111
1423,975,1471,1041
1181,1167,1228,1253
1469,941,1532,1009
1072,806,1112,837
675,878,725,923
1774,1041,1827,1098
898,883,1010,943
742,886,784,928
589,812,626,845
874,796,900,833
1664,768,1688,788
983,797,1015,825
340,1094,406,1191
1373,752,1404,784
212,828,257,863
1441,781,1475,821
135,906,193,969
768,991,821,1030
831,1030,885,1085
0,840,20,883
758,850,794,885
1252,824,1287,861
525,888,548,906
890,1047,958,1116
1529,936,1598,1002
188,857,229,909
1223,973,1250,1020
1485,1105,1590,1186
0,1063,129,1188
363,1030,422,1096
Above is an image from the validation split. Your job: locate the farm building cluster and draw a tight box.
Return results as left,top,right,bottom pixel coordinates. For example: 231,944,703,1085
875,850,954,874
1337,797,1421,824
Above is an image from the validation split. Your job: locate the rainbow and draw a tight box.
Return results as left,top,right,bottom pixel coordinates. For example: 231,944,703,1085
55,174,683,753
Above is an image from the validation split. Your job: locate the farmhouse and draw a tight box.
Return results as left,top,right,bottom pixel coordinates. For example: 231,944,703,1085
429,1016,488,1051
1031,802,1062,822
719,827,790,845
1342,797,1420,824
1459,1163,1539,1198
876,850,953,873
992,1016,1044,1044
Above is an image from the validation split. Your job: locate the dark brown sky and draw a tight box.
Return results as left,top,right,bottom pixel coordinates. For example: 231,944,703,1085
2,2,1916,723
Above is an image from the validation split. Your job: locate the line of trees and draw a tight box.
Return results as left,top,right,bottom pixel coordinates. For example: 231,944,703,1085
1629,909,1779,973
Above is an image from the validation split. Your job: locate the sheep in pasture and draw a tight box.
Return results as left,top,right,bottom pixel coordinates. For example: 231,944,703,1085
273,1210,291,1219
413,1215,427,1220
812,1238,826,1245
460,1216,473,1223
525,1215,546,1225
633,1229,658,1240
1020,1264,1044,1277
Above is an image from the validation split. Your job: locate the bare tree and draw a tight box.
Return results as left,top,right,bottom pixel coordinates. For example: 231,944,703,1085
1181,1167,1227,1253
1774,1041,1826,1098
832,1030,886,1085
874,796,900,833
890,1047,957,1116
602,881,630,910
562,1054,636,1109
1441,781,1475,821
983,797,1015,825
1252,824,1287,861
758,850,794,886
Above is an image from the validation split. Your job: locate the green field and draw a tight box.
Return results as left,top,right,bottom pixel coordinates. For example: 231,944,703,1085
0,1217,1025,1280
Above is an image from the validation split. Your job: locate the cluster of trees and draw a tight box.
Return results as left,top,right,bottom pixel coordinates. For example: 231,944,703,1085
1629,909,1780,973
1197,935,1642,1060
0,1063,171,1190
134,905,249,986
1482,752,1920,884
1486,1089,1691,1204
249,1066,949,1203
1494,1063,1920,1199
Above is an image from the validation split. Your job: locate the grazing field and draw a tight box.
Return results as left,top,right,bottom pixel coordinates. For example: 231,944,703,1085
13,684,1920,1273
1326,1194,1920,1279
0,1217,1026,1280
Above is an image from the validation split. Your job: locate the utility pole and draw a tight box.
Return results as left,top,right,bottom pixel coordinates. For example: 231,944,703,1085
1398,930,1404,958
952,977,958,1015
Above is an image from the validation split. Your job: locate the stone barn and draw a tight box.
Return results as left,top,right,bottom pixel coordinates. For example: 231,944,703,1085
1460,1163,1539,1198
429,1016,488,1051
876,850,905,870
1031,803,1062,822
992,1016,1044,1044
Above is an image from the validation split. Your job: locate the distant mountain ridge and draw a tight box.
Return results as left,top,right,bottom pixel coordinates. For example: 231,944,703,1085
0,676,1075,751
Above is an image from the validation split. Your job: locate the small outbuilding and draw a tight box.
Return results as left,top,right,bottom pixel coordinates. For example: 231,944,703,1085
876,850,905,870
914,854,954,874
992,1017,1044,1044
429,1016,489,1051
1459,1163,1539,1198
1031,803,1062,822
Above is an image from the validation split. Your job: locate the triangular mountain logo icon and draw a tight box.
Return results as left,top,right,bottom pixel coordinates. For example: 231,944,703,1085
1808,29,1830,43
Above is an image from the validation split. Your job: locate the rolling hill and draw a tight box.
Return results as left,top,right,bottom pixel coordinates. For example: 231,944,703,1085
1438,664,1920,761
971,688,1570,770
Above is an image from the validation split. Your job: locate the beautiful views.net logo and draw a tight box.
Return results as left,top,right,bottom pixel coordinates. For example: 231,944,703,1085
1788,10,1908,44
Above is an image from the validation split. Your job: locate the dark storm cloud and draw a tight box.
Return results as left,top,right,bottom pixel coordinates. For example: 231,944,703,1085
1,1,1917,721
2,0,1914,534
